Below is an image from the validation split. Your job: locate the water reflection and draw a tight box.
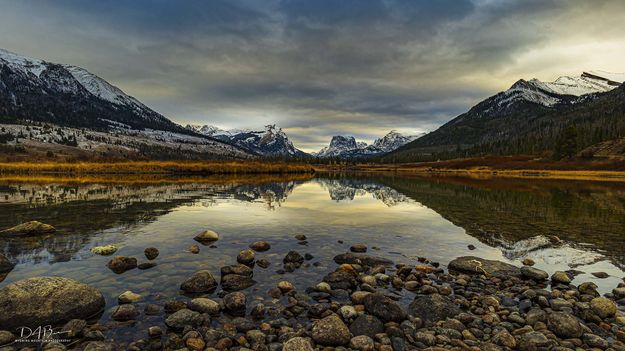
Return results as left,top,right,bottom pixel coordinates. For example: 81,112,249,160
1,173,624,284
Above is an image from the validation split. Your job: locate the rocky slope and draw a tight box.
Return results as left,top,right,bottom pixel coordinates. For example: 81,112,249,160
187,124,308,158
388,71,625,161
316,131,420,158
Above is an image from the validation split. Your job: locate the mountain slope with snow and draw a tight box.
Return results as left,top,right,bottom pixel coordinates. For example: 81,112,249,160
188,124,308,157
315,131,421,158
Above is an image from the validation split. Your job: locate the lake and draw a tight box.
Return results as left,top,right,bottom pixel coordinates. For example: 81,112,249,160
1,173,625,340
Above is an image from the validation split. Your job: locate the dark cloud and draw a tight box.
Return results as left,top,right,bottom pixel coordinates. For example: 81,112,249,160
0,0,624,151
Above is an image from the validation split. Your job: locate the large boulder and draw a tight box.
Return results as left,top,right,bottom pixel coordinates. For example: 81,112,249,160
362,293,407,323
408,294,460,325
547,312,582,338
333,253,393,267
0,254,15,274
0,221,56,236
0,277,105,330
312,314,351,346
180,270,218,293
448,256,521,277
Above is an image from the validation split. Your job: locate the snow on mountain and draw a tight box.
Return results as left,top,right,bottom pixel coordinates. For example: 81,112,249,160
187,124,307,157
315,131,420,158
485,71,624,114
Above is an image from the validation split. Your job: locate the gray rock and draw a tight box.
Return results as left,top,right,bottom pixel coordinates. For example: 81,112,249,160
448,256,521,277
0,277,104,330
521,266,549,281
349,314,384,338
165,309,203,329
363,293,407,323
180,270,217,293
312,314,351,346
111,304,139,321
283,337,312,351
0,221,56,236
187,298,220,315
547,312,582,338
409,294,460,325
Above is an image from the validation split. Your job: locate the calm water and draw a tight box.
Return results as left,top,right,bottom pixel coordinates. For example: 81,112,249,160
1,173,625,339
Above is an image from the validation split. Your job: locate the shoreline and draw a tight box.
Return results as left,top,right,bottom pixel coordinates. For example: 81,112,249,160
1,230,624,350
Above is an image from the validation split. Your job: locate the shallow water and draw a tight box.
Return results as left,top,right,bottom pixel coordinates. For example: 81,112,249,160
1,173,625,339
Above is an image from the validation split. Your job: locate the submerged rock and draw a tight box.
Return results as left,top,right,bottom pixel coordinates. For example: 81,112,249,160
0,277,105,330
221,274,256,291
180,270,218,293
249,241,271,252
221,264,253,278
333,252,393,267
91,245,118,256
0,254,15,274
144,247,159,260
106,256,137,274
193,229,220,243
448,256,521,277
0,221,56,236
237,249,256,266
111,304,139,321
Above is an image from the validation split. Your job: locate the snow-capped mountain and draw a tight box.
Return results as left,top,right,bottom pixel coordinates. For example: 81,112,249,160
0,48,187,132
187,124,308,157
479,71,624,116
315,131,420,158
0,48,253,159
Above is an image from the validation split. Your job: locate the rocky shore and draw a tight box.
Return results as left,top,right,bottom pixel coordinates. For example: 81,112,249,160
1,234,625,351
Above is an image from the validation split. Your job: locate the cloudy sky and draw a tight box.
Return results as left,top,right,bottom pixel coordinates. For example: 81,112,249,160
1,0,624,152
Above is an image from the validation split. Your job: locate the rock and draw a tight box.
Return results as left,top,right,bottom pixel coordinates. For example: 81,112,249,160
547,312,582,338
448,256,521,277
165,309,203,329
187,337,206,351
518,331,551,351
221,264,253,278
363,293,406,323
111,304,139,321
0,254,14,276
583,333,609,349
61,319,87,338
147,326,162,338
333,253,393,267
180,270,218,293
492,330,516,349
316,282,332,293
194,229,220,243
257,259,270,268
467,244,476,250
0,277,105,330
612,287,625,298
0,221,56,236
522,258,535,266
283,337,313,351
237,249,256,266
323,269,358,290
339,305,358,320
551,271,571,284
249,241,271,252
590,297,616,318
312,314,351,346
277,281,295,293
106,256,137,274
579,281,599,296
223,292,247,316
221,274,256,291
83,341,114,351
188,297,221,315
591,272,609,278
521,266,549,281
349,315,384,338
408,294,460,325
294,234,307,241
350,244,367,253
144,247,159,260
90,245,118,256
188,244,200,254
283,251,304,265
0,330,15,346
118,290,142,304
349,335,374,351
138,262,156,270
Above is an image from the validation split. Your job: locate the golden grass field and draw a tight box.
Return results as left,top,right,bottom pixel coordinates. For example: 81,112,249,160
0,160,315,175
